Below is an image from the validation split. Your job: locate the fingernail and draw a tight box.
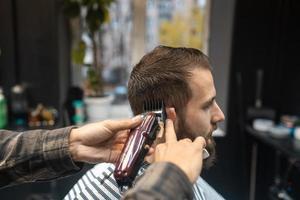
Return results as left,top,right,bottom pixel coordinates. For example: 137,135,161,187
132,115,143,122
166,119,173,123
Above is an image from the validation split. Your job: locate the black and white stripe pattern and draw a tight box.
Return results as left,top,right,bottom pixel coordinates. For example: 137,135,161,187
64,163,121,200
64,163,225,200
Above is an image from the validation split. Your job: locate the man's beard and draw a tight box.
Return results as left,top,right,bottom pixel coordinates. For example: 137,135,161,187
176,114,216,169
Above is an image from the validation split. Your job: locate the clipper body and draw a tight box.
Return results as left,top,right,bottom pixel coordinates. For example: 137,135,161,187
114,101,166,186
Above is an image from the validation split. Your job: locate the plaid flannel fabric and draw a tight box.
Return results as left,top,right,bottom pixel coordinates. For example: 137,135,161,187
0,127,81,188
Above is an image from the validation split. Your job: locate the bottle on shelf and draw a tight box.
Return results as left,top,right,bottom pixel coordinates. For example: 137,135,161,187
0,87,8,129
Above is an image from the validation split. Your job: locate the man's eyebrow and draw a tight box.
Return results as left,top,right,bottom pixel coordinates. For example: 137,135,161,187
203,96,216,106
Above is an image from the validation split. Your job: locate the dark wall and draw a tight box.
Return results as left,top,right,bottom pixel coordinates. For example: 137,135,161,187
231,0,300,117
209,0,235,132
203,0,300,199
0,0,70,113
0,0,17,94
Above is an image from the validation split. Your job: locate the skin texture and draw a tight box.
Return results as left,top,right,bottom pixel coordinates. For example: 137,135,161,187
69,116,143,163
154,119,207,183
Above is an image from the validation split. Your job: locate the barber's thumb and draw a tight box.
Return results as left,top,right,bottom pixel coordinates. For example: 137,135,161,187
193,136,207,149
164,119,177,142
122,115,143,129
103,115,143,132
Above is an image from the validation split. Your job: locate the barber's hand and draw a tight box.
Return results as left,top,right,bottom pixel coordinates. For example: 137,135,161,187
69,116,143,164
154,119,206,183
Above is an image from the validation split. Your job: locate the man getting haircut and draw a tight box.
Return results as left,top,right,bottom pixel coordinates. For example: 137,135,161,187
64,46,225,200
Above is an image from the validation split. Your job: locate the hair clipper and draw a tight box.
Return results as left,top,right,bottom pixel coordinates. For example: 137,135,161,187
114,100,166,187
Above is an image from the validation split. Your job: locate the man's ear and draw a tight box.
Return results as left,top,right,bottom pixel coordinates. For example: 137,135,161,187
166,107,177,121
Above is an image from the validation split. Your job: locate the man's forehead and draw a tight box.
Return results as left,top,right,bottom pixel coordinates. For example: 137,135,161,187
188,68,216,101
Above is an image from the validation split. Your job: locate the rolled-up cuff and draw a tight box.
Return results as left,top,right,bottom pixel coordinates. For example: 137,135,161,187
43,126,83,175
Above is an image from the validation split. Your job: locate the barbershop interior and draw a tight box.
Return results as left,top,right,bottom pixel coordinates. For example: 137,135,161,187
1,0,300,199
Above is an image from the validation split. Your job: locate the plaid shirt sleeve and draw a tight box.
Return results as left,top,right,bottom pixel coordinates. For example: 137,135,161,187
123,162,194,200
0,127,82,189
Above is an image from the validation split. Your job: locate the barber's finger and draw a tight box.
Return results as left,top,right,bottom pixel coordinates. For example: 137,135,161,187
164,119,178,142
166,107,176,122
147,147,155,155
113,131,129,144
102,115,143,132
193,136,207,149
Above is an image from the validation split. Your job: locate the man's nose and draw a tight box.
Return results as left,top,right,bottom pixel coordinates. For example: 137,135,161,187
212,103,225,123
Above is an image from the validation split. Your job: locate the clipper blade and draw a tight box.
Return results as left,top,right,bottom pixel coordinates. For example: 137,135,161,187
142,99,166,122
142,99,166,141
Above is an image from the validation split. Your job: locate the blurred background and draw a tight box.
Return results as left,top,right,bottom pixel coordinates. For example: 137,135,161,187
1,0,300,199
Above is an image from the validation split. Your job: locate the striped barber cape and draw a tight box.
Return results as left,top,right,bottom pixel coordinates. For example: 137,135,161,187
64,163,225,200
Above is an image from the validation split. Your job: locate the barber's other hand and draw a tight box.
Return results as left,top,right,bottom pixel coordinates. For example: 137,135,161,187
154,119,206,183
69,116,142,163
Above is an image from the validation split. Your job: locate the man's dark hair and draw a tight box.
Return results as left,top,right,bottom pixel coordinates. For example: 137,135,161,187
128,45,211,115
